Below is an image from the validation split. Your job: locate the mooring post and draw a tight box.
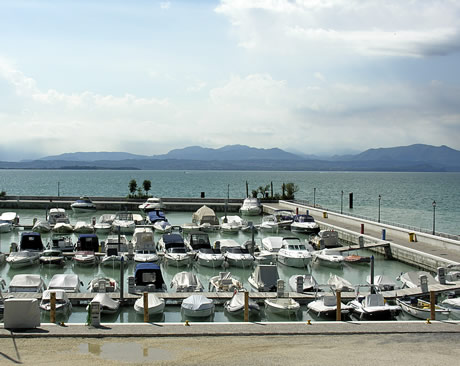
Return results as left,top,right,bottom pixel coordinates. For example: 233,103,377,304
430,291,436,321
120,256,124,302
143,292,149,322
370,255,375,294
244,291,249,322
246,181,249,198
336,291,342,321
50,291,56,323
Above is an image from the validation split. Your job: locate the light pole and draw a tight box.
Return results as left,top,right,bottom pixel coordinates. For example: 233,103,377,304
313,188,316,208
341,190,343,214
432,200,436,235
378,194,381,223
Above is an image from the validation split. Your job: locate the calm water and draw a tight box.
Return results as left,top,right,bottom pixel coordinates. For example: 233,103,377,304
0,170,459,234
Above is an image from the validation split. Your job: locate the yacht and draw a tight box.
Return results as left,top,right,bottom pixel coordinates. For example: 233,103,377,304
6,232,44,268
48,208,73,233
217,239,254,268
277,237,313,268
138,197,165,213
49,235,75,252
94,214,115,234
186,232,224,268
112,212,136,234
290,214,320,234
39,249,64,266
239,197,262,216
70,196,97,213
132,228,159,263
310,230,340,249
312,249,344,268
158,233,193,267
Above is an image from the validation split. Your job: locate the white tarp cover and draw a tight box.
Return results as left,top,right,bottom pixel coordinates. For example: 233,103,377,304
226,292,259,312
181,295,213,311
218,239,240,249
262,237,284,252
48,274,80,291
172,272,202,289
400,271,438,288
327,274,354,292
9,274,44,292
253,265,279,289
42,289,69,301
192,206,218,225
4,298,40,329
288,274,317,292
90,293,120,311
135,293,163,310
442,298,460,308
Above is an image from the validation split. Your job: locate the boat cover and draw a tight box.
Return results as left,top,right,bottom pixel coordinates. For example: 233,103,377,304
162,234,185,249
9,274,44,291
192,205,219,225
289,274,318,292
252,265,279,290
171,272,203,291
400,271,438,288
226,292,259,312
328,274,354,291
48,274,80,291
364,294,385,307
19,232,44,251
262,237,284,252
134,263,166,288
181,295,213,311
42,289,69,301
147,210,166,223
90,293,120,311
135,293,164,310
78,234,99,251
188,232,211,250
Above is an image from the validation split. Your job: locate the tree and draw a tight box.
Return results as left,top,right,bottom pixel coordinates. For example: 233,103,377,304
128,179,137,197
143,180,152,196
285,182,299,199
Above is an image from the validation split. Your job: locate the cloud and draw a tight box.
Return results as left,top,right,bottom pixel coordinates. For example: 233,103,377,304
160,2,171,10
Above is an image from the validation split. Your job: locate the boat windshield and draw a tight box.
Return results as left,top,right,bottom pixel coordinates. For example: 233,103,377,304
169,247,187,254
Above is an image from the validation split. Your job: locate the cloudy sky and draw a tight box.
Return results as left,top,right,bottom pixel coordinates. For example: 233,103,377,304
1,0,460,161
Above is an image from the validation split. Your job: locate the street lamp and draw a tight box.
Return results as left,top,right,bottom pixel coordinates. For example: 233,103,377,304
341,190,343,214
432,200,436,235
313,188,316,208
378,194,381,223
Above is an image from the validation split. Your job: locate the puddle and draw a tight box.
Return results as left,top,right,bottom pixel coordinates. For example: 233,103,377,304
79,342,174,362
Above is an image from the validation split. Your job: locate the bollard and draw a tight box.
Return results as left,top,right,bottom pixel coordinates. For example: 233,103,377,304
90,302,101,327
128,276,135,294
419,275,429,293
296,207,299,215
370,256,375,293
277,279,285,297
120,256,124,302
430,291,436,321
349,192,353,209
143,292,149,322
381,229,386,240
437,267,446,285
358,236,364,248
336,291,342,321
296,276,304,293
244,291,249,322
50,292,56,323
360,224,364,234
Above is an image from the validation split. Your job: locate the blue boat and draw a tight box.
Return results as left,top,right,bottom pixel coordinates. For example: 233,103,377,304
147,210,166,224
133,263,167,292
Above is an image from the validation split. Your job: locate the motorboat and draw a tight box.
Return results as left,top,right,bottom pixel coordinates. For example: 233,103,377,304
146,210,167,224
40,289,72,313
277,237,312,268
366,275,396,291
101,246,124,267
248,239,277,264
307,295,353,319
348,293,401,320
89,293,120,315
52,221,74,234
290,214,320,234
0,212,19,226
73,221,94,234
94,214,115,234
181,222,201,233
133,263,167,292
273,209,295,229
186,232,224,268
112,211,136,234
239,197,262,216
153,220,172,234
289,274,320,293
6,251,40,268
258,215,279,232
75,233,100,252
132,228,159,263
217,239,254,268
0,219,13,233
220,215,245,234
170,272,204,292
191,205,220,228
310,230,340,249
138,197,165,213
49,235,75,252
224,291,260,315
397,297,450,320
208,272,243,292
32,220,51,233
344,255,371,265
70,197,97,213
181,294,215,318
248,264,279,292
39,249,64,266
327,274,355,292
48,274,83,293
264,297,300,316
19,231,45,252
441,297,460,319
185,231,211,253
134,293,165,315
8,274,46,293
158,233,193,267
261,236,284,253
312,249,344,268
398,271,438,289
74,251,97,266
88,277,119,293
47,208,70,226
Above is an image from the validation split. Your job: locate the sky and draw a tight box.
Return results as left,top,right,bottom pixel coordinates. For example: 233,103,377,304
1,0,460,161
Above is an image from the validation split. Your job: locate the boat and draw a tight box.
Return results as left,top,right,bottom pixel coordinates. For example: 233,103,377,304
441,297,460,319
101,246,123,267
70,197,97,213
75,233,100,252
73,221,94,234
39,289,72,313
307,295,353,319
153,220,172,234
289,274,320,293
49,235,75,252
366,275,396,291
264,297,300,316
0,212,20,226
248,239,277,264
290,214,320,234
261,236,284,253
132,228,159,263
258,215,280,232
48,274,83,293
277,237,312,268
220,215,244,234
0,219,13,233
344,255,371,265
134,293,165,315
248,264,279,292
181,222,201,233
146,210,167,224
327,274,355,292
398,271,439,289
112,212,136,234
6,251,40,269
94,214,115,234
88,277,119,293
191,205,219,229
273,209,295,229
47,208,73,233
310,230,340,249
138,197,165,213
348,292,401,320
217,239,254,268
39,249,64,266
32,220,51,233
224,291,260,315
8,274,46,293
52,221,74,234
133,263,167,292
208,272,243,292
170,272,204,292
397,297,450,320
74,251,97,266
89,293,120,315
186,232,224,268
312,249,344,268
181,294,215,318
158,233,193,267
239,197,262,216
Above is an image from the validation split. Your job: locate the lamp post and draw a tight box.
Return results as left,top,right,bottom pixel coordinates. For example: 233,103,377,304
313,188,316,208
432,200,436,235
341,190,343,214
378,194,381,223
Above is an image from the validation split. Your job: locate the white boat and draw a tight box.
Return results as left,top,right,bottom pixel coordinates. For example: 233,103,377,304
310,230,340,249
264,297,300,316
186,232,225,267
138,197,165,213
52,221,74,234
239,197,262,216
250,239,277,264
0,212,19,225
88,277,119,293
70,197,97,213
39,249,64,266
220,215,245,234
0,219,13,233
49,235,75,252
133,263,167,292
48,274,83,293
289,274,320,293
40,289,72,313
73,221,94,234
208,272,243,292
273,210,295,229
181,294,215,318
112,212,136,234
397,297,450,320
192,205,220,227
248,264,280,292
74,251,97,266
75,234,100,252
159,233,193,267
261,236,284,253
153,220,172,234
217,239,254,268
89,293,120,314
307,295,353,319
441,297,460,319
94,214,115,234
132,228,159,263
181,222,201,233
134,293,165,315
348,293,401,320
8,274,46,293
32,220,51,233
312,249,344,268
398,271,438,289
366,275,396,291
258,215,279,232
47,208,70,226
170,272,204,292
224,291,260,315
277,237,312,268
327,274,355,292
290,214,320,234
101,246,123,267
6,251,40,268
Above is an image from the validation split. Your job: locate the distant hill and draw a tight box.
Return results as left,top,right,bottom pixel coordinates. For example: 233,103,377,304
40,151,150,161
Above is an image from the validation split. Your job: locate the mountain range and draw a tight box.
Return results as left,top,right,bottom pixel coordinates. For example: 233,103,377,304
1,144,460,171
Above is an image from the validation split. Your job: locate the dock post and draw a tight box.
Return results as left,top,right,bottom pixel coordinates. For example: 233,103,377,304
370,255,375,294
143,292,149,322
437,267,446,285
246,181,249,198
336,291,342,321
349,192,353,209
360,224,364,234
50,292,56,323
381,229,386,240
430,291,436,320
244,291,249,322
120,256,124,302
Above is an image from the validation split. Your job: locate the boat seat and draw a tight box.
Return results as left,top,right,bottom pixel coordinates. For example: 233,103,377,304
323,296,336,307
